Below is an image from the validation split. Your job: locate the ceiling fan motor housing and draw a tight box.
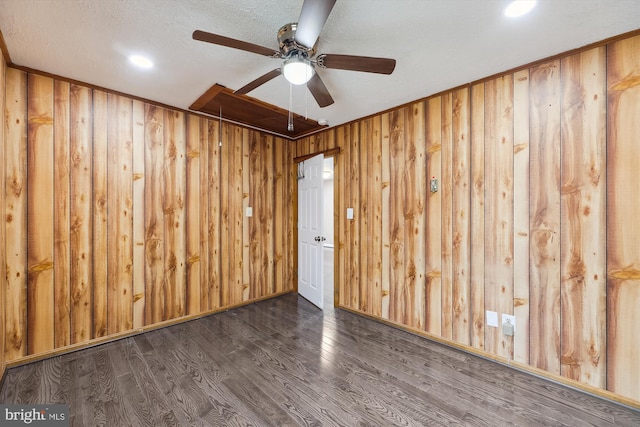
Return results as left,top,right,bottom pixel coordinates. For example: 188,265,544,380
278,23,317,58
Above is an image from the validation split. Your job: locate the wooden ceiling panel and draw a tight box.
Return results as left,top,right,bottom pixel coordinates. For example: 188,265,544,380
189,84,326,139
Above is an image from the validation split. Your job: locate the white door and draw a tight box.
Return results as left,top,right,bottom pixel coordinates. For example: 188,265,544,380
298,154,324,308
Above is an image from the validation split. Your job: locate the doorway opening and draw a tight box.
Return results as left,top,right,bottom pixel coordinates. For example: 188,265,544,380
322,157,335,309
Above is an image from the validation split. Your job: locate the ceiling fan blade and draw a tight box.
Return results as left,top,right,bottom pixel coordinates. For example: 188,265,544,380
234,69,282,95
295,0,337,49
318,54,396,74
307,73,334,108
193,30,280,57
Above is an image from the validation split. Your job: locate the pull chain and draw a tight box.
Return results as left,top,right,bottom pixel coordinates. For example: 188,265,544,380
288,82,294,132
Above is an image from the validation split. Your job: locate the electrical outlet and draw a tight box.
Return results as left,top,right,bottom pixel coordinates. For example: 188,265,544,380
502,314,516,336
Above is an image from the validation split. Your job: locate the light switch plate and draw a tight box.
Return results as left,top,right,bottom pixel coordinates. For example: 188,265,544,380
246,207,253,217
346,208,354,220
486,311,498,328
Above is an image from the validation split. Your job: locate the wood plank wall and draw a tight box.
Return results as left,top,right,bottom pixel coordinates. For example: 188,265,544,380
1,69,295,367
295,34,640,403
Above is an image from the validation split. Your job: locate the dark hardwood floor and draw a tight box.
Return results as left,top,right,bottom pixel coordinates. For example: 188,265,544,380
1,294,639,426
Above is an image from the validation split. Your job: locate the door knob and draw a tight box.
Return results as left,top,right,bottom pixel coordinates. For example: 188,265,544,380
314,236,320,242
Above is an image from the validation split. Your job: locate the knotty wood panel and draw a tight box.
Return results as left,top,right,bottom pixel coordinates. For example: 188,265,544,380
27,73,55,354
606,34,640,400
70,84,93,343
336,125,350,307
349,122,361,310
242,129,250,302
560,47,606,388
512,69,530,364
380,113,391,320
144,104,164,324
163,109,186,319
92,90,108,339
4,67,27,360
425,97,442,335
440,94,453,340
208,120,221,309
405,103,426,329
53,80,71,348
230,125,244,305
0,52,5,370
358,119,369,313
451,88,470,346
388,110,405,324
370,115,383,318
185,114,201,315
484,75,514,360
529,60,561,374
106,94,133,334
469,83,485,351
132,100,145,328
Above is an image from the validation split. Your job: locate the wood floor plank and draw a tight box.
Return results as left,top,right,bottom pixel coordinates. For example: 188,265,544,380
1,294,638,426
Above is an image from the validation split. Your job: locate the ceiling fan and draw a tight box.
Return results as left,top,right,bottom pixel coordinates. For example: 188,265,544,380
193,0,396,108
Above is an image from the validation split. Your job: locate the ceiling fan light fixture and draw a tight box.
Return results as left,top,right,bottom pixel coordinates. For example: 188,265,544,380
282,55,315,85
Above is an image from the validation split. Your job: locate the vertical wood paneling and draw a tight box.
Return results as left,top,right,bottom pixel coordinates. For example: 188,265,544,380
440,94,454,340
274,137,285,294
513,70,531,364
249,129,260,299
337,126,350,307
606,34,640,400
0,53,5,369
106,94,133,334
370,115,383,318
198,118,210,311
242,129,250,302
53,80,71,348
530,60,561,373
425,97,442,335
452,88,470,346
163,110,186,319
131,100,145,328
561,47,607,387
388,111,405,323
92,90,108,339
4,68,28,359
349,123,361,310
231,126,244,305
144,104,164,324
469,83,485,350
381,113,391,320
70,85,93,342
208,121,221,309
358,120,369,313
405,102,426,329
27,74,55,354
220,125,231,307
484,75,514,359
186,114,201,315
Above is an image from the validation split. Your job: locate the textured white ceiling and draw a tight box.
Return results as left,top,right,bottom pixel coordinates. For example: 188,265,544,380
1,0,639,136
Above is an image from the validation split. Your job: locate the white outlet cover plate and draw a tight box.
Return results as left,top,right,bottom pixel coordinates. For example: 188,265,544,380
246,207,253,217
346,208,354,220
502,314,516,332
486,311,498,328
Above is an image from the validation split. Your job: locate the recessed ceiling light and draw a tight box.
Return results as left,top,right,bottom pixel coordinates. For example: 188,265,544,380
504,0,536,18
129,54,154,69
